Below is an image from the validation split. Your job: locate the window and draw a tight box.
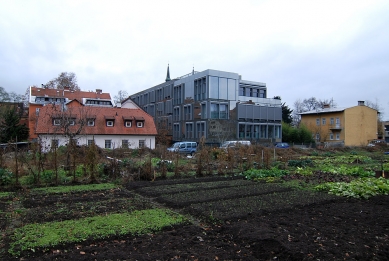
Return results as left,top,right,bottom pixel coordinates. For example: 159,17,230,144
173,123,180,139
239,87,245,96
173,107,180,121
105,140,112,149
330,133,334,140
122,140,129,148
106,120,114,127
87,140,94,146
35,108,40,116
69,119,75,126
186,123,193,138
196,122,206,139
87,120,95,126
322,118,326,125
330,118,334,125
53,119,61,126
137,121,143,127
125,121,132,127
184,105,192,120
316,133,320,141
139,140,145,148
316,118,320,126
336,133,340,140
51,139,59,148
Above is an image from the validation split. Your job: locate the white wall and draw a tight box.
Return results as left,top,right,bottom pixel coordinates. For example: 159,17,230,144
39,134,155,152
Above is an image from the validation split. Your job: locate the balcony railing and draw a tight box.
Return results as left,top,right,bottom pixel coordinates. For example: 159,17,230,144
329,124,342,130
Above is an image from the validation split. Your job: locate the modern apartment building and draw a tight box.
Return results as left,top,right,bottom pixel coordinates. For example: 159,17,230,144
129,67,282,145
299,101,378,146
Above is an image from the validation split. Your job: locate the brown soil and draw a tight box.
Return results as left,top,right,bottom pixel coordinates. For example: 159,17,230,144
2,176,389,261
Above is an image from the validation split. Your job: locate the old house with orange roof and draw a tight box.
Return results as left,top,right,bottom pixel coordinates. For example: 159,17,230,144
35,99,157,151
28,86,113,140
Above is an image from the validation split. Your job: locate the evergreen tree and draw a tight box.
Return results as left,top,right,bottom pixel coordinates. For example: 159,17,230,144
0,108,29,143
281,102,293,124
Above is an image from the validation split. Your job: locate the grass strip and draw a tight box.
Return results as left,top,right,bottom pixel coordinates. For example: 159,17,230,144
10,208,186,256
31,183,119,194
0,192,13,198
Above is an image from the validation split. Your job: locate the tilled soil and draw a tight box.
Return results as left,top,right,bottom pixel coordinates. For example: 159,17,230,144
2,177,389,260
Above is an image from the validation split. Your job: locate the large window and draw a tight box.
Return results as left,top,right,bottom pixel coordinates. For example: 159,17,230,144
173,123,180,140
209,76,219,99
210,103,219,119
316,119,320,126
173,107,180,121
196,122,206,139
105,140,112,149
210,103,228,119
219,78,227,99
186,123,193,138
139,140,145,148
322,118,326,125
184,105,192,120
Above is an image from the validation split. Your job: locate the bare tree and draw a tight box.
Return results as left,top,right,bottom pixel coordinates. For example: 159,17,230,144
45,72,80,91
365,99,384,139
293,97,337,126
114,90,129,105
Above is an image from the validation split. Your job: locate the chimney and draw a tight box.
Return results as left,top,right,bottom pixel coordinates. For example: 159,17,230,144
358,101,365,106
323,104,330,109
96,89,102,94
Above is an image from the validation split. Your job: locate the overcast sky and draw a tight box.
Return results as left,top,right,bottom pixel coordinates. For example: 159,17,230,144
1,0,388,120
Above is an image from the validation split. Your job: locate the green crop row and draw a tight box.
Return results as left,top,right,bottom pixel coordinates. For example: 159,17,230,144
9,208,186,256
314,178,389,199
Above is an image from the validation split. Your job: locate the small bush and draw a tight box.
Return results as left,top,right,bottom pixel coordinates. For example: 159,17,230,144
0,168,13,185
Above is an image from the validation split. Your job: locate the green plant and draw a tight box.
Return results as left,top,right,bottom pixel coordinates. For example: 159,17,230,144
244,167,289,181
314,177,389,199
0,168,13,185
9,209,186,256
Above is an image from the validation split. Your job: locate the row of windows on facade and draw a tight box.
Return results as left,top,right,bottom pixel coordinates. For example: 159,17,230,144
52,119,144,128
51,139,145,149
35,97,112,106
134,76,266,106
172,122,281,140
316,117,341,126
315,133,341,141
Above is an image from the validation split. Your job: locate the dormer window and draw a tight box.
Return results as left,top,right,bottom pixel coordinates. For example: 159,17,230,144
69,119,76,126
105,116,115,127
125,121,132,127
87,120,95,126
53,119,61,126
135,116,145,128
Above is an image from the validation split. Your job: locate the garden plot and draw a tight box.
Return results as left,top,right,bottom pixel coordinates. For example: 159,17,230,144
186,189,338,220
134,178,252,196
156,183,291,207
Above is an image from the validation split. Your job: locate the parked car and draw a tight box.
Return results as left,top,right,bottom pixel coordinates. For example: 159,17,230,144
367,139,387,147
167,142,197,155
275,142,290,148
220,140,251,149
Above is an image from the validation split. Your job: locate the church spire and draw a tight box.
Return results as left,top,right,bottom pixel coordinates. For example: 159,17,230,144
165,64,171,82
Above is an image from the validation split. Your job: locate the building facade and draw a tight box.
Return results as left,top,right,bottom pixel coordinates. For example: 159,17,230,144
129,67,282,145
35,99,157,151
300,101,378,146
29,86,113,140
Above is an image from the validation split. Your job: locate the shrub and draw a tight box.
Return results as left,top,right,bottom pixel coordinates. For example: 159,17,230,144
0,168,13,185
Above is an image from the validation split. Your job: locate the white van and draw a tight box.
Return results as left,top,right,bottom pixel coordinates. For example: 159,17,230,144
220,140,251,149
167,142,197,155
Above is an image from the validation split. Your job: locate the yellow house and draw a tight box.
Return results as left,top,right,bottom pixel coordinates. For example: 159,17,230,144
300,101,378,146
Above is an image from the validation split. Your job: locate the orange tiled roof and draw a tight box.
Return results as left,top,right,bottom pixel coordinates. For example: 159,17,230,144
31,87,111,100
35,103,157,136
